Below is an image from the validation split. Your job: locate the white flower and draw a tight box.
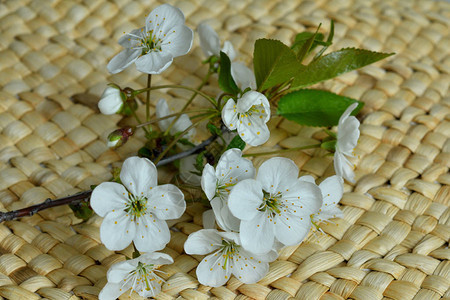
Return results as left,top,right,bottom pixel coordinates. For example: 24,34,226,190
299,175,344,232
228,157,322,254
107,4,193,74
222,91,271,146
201,149,255,232
334,103,360,183
99,252,173,299
156,98,195,138
184,229,277,287
231,62,256,91
98,86,123,115
90,156,185,252
197,22,236,60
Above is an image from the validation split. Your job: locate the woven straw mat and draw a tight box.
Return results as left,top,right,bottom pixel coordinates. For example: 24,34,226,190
0,0,449,299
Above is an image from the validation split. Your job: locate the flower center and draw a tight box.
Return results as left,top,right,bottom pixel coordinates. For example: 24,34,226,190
126,194,148,220
220,239,239,269
259,190,281,215
125,262,164,294
237,104,266,118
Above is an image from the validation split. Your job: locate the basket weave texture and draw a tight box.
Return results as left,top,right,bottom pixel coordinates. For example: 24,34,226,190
0,0,449,299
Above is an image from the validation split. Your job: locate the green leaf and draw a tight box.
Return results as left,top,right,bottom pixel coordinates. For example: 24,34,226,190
313,20,334,60
226,135,246,151
253,39,300,91
195,151,206,172
218,51,239,95
291,48,394,89
291,32,327,56
293,26,325,62
277,89,364,127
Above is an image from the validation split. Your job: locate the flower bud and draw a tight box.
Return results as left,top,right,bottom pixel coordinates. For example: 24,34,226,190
98,86,124,115
107,127,135,149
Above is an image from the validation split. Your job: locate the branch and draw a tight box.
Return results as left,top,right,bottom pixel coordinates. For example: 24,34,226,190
0,134,219,223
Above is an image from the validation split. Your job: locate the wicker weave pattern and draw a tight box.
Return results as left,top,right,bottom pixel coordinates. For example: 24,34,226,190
0,0,449,299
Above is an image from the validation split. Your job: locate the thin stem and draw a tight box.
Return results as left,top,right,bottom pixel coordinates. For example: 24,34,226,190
0,134,220,223
134,85,217,108
127,101,151,136
135,109,215,129
153,114,217,165
146,74,152,123
164,71,212,135
243,143,322,157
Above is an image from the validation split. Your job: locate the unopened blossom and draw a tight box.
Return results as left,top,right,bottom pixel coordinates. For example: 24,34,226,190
222,91,271,146
156,98,195,139
184,229,277,287
98,86,123,115
334,103,360,183
107,127,134,149
228,157,322,254
201,149,255,231
90,156,185,252
107,4,193,74
197,22,236,60
99,252,172,299
299,175,344,232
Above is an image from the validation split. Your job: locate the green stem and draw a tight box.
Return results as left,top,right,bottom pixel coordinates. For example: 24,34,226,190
153,113,218,165
126,100,151,136
135,109,215,129
134,85,217,108
146,74,152,123
242,143,321,157
164,71,212,135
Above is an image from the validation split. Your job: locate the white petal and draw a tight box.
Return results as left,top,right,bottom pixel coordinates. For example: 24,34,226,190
156,98,172,131
275,213,311,246
138,252,173,265
337,116,360,153
146,4,185,34
313,206,343,223
148,184,185,220
107,260,136,283
334,151,355,183
98,283,126,300
298,175,315,184
283,180,322,216
184,229,222,255
198,22,220,57
319,175,343,207
90,182,127,217
98,87,123,115
215,148,256,187
117,28,143,48
179,155,201,186
338,103,358,128
107,49,140,74
222,40,236,61
236,91,268,114
211,197,240,232
221,98,239,131
202,209,216,229
232,249,269,284
201,164,217,200
100,210,135,251
163,25,193,57
236,117,270,146
240,212,274,254
228,179,263,221
133,215,170,252
256,157,299,194
135,51,174,74
231,62,256,90
196,253,230,287
120,156,157,196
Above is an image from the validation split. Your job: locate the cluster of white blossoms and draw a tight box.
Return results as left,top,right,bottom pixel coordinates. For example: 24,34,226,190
184,149,344,286
94,3,362,298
